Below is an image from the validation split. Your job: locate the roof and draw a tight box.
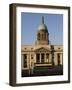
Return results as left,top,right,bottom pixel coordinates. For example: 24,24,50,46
38,16,48,31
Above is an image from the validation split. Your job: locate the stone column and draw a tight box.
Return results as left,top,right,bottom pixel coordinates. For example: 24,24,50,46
46,58,49,63
40,53,41,63
54,53,58,65
34,54,36,63
27,54,29,69
30,53,32,69
45,53,46,63
49,53,51,63
60,53,63,65
45,53,49,63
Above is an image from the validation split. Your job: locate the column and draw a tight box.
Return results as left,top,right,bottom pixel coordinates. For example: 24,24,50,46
60,53,63,65
45,53,46,63
36,53,37,63
28,53,31,75
54,53,58,65
40,53,41,63
34,54,36,63
46,53,49,63
27,54,29,68
49,53,51,63
29,53,31,69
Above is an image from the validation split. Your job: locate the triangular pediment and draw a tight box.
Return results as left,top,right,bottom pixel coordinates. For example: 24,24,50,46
34,47,50,52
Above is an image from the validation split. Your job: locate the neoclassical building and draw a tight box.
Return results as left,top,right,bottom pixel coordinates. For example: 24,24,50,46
21,16,63,73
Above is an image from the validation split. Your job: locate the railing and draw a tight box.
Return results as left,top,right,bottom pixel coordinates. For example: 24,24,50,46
34,63,52,67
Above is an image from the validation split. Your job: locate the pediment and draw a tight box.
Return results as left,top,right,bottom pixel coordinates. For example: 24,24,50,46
34,47,50,52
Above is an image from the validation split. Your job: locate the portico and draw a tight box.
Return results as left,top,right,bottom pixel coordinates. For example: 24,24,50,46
36,52,51,64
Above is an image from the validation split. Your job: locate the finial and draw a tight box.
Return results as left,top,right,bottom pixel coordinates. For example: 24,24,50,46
41,16,44,24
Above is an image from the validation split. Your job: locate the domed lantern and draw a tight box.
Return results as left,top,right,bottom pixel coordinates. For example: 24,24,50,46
36,16,49,45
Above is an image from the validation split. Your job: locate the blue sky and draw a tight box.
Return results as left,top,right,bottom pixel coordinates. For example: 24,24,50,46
21,12,63,45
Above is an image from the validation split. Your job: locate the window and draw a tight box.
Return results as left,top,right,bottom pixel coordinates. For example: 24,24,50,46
23,54,27,68
37,33,40,40
44,33,46,40
31,48,33,50
58,48,60,49
42,33,44,40
36,54,40,63
41,53,44,63
25,48,26,50
46,53,49,59
31,54,33,59
57,53,60,65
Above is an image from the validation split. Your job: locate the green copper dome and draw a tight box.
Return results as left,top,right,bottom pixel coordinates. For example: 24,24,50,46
38,24,47,30
38,16,48,31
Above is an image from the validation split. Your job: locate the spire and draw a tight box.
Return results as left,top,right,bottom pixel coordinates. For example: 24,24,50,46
41,16,44,24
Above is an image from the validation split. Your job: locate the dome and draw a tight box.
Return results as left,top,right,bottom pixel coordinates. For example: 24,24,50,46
38,16,48,32
38,24,47,30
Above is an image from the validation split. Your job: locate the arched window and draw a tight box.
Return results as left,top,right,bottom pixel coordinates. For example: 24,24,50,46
44,32,46,40
42,33,44,40
37,33,40,40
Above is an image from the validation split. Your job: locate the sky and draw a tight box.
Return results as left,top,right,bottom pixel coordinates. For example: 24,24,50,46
21,12,63,45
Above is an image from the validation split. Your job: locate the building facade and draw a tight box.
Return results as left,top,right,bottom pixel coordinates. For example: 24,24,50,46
21,16,63,72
